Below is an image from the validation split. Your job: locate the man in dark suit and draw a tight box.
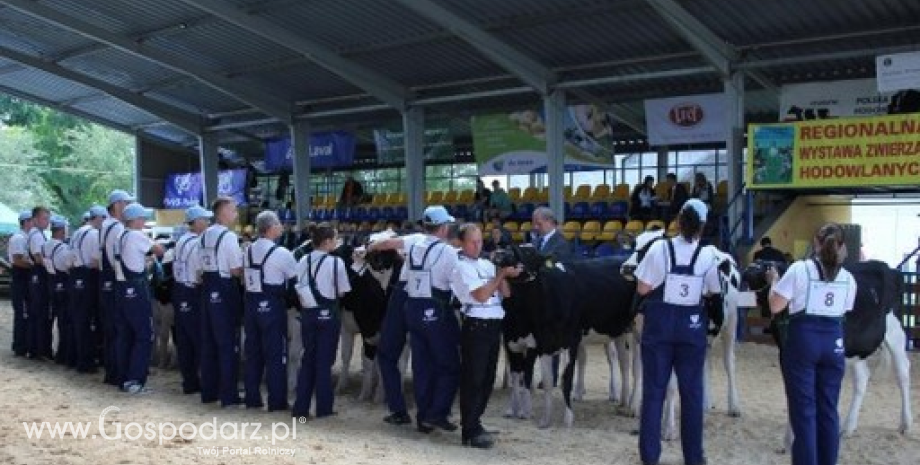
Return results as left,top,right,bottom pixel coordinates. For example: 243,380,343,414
753,236,787,264
531,206,572,261
665,172,689,222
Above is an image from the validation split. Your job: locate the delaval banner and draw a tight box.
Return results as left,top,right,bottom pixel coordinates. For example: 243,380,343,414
644,93,728,146
264,131,356,172
218,169,248,206
163,172,203,209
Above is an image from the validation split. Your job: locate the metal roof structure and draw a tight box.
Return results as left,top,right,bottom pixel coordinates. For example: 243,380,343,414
0,0,916,152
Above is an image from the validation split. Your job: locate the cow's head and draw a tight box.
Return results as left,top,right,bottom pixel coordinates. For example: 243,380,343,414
741,259,788,292
491,244,545,282
621,229,666,277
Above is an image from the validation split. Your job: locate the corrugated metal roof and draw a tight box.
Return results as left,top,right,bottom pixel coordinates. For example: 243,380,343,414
41,0,202,37
71,96,161,126
0,68,95,102
0,7,96,56
145,80,246,114
236,62,363,103
58,47,185,90
349,38,506,87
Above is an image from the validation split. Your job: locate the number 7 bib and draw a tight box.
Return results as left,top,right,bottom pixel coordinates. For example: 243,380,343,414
406,270,433,299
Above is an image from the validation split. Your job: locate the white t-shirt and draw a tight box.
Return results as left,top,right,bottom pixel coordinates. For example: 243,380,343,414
450,254,504,319
635,237,722,296
28,227,48,261
8,231,28,263
173,232,200,285
772,259,856,316
70,225,100,268
199,224,243,278
245,238,297,286
100,218,125,269
398,236,459,292
42,238,72,273
295,250,352,301
117,229,154,275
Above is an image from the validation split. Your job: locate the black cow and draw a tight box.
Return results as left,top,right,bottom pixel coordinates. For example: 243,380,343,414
497,244,636,428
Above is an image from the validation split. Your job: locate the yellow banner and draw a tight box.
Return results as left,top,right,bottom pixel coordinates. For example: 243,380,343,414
747,113,920,189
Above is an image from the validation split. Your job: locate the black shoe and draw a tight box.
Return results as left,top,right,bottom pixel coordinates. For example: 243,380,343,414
267,404,289,412
462,432,495,449
247,403,266,410
316,411,338,419
384,412,412,425
686,458,708,465
416,421,434,434
182,387,201,395
421,418,458,432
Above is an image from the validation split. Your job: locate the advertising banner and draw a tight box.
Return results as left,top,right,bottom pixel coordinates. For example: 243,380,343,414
747,113,920,189
217,169,248,206
644,93,728,145
162,169,248,207
373,123,455,164
264,131,356,173
778,78,899,121
876,51,920,93
471,105,615,175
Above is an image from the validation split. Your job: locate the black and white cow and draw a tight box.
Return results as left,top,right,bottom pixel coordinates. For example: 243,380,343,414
497,244,638,428
742,259,913,449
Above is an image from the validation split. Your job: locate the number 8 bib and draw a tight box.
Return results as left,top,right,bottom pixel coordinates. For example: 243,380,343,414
806,281,847,317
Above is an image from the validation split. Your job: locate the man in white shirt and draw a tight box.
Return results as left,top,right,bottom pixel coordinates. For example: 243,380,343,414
450,223,520,448
43,216,73,367
198,196,245,407
242,211,298,411
27,206,52,360
116,203,165,394
70,206,107,373
172,205,212,395
8,210,33,357
99,190,133,386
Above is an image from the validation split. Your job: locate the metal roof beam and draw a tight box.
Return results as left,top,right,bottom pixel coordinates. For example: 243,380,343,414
392,0,555,95
0,44,203,134
644,0,735,76
174,0,410,110
0,0,293,123
0,82,140,133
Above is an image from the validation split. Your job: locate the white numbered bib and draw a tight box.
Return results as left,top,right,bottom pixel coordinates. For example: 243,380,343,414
201,248,217,272
174,261,187,284
43,258,56,275
244,269,262,293
806,281,848,317
663,274,704,306
71,249,84,268
406,270,433,299
295,282,318,308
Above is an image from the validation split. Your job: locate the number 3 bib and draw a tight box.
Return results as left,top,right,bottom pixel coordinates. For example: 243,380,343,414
664,274,704,306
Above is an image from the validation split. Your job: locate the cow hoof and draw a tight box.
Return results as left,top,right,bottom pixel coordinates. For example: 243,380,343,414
663,430,678,441
538,418,551,429
728,409,742,418
517,412,530,420
573,393,584,402
503,409,514,418
563,409,573,428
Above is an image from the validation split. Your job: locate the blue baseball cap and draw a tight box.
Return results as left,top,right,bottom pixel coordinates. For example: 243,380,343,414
185,205,214,223
88,205,109,219
108,190,135,205
422,205,455,226
122,203,150,221
50,215,68,229
18,210,32,221
682,198,708,222
82,212,91,221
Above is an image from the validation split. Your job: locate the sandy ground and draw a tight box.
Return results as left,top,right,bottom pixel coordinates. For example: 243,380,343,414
0,300,917,465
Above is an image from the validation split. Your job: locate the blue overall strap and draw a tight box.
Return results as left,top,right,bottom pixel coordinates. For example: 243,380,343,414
49,243,65,272
71,228,86,265
29,229,46,262
408,240,443,270
248,243,279,289
665,238,703,273
178,235,198,271
101,222,118,266
117,229,131,271
811,257,826,281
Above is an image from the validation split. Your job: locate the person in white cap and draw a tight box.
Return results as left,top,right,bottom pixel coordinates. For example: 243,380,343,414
398,205,460,433
198,196,245,407
171,205,212,395
43,216,74,367
634,198,723,465
27,206,52,360
115,203,165,394
70,205,107,373
8,210,33,357
99,189,134,386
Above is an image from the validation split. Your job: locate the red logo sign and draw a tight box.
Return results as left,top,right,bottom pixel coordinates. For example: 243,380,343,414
668,104,704,128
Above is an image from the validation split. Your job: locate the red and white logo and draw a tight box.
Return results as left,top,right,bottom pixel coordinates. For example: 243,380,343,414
668,103,704,128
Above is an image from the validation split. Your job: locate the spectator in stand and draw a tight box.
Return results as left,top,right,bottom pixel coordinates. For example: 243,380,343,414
665,173,689,221
691,173,715,208
339,176,365,210
630,176,657,221
482,216,512,256
753,237,788,264
472,178,492,222
488,180,513,221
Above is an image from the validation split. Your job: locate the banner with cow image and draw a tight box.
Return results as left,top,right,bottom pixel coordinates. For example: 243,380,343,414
644,93,728,146
373,121,455,165
778,78,901,121
471,105,616,175
264,130,356,173
163,168,248,208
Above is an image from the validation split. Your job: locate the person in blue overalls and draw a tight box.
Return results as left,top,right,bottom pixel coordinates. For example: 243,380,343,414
116,203,165,394
27,206,52,360
292,223,352,419
401,205,461,433
766,223,856,465
99,190,134,386
367,229,427,426
8,210,33,357
171,205,212,395
70,206,107,373
243,211,297,411
198,196,245,407
635,199,723,465
43,216,74,367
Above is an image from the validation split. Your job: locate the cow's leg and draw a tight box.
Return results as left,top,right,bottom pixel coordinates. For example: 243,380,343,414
722,305,741,417
573,339,587,401
335,310,358,394
614,335,631,406
662,371,679,441
842,357,869,437
521,350,536,420
884,314,912,434
505,370,520,418
359,353,376,402
781,422,794,454
628,316,644,417
287,311,303,397
561,345,579,428
155,302,173,369
538,354,555,429
605,339,618,402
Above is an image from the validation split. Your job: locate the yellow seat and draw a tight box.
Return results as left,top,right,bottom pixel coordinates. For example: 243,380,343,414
573,184,592,201
537,187,550,202
508,187,522,203
371,221,386,232
429,191,444,204
717,180,728,196
613,183,630,201
624,220,644,235
579,220,602,242
591,184,611,201
502,221,520,233
458,189,475,204
562,221,582,241
444,191,459,205
596,220,624,242
667,220,679,236
564,186,574,201
646,220,666,231
654,183,671,200
384,193,400,206
521,187,539,202
323,195,336,208
513,221,532,243
372,193,387,205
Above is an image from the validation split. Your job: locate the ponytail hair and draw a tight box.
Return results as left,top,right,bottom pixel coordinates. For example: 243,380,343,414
678,206,703,241
814,223,845,281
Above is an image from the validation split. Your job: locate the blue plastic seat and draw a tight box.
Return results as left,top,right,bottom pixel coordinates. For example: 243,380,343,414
589,202,608,220
367,207,381,222
570,202,589,220
595,242,616,257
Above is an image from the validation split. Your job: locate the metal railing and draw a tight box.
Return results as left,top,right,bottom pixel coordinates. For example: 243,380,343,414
719,184,753,256
897,242,920,351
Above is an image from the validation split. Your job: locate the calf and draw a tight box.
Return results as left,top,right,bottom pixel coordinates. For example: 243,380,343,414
150,250,176,370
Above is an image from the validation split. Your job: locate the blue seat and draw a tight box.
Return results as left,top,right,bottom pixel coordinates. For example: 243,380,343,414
333,209,348,221
367,207,381,222
607,201,628,220
570,202,589,220
353,207,368,222
563,202,572,218
515,202,535,221
595,242,616,257
452,204,469,220
380,206,395,221
589,202,608,220
396,206,408,221
317,209,331,221
576,243,593,259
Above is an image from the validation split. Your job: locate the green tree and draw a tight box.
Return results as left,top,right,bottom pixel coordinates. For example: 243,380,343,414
0,126,56,210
